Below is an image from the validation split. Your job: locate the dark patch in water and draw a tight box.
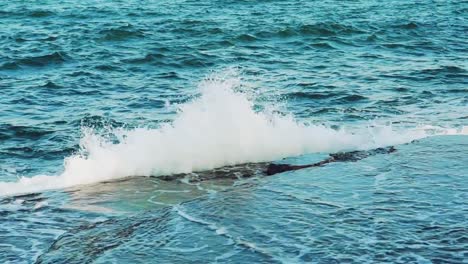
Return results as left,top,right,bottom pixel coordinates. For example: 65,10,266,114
155,71,179,79
41,81,62,88
309,42,334,49
256,22,365,38
94,65,120,71
0,62,20,70
27,10,55,18
446,88,467,93
396,22,418,29
382,43,409,49
404,66,468,82
420,65,466,75
100,26,144,41
0,124,54,140
36,209,171,263
337,94,368,102
299,23,364,36
366,34,378,41
155,146,397,181
288,91,340,100
393,87,410,92
2,192,42,202
16,52,69,67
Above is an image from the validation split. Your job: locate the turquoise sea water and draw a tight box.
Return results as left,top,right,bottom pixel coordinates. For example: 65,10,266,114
1,0,467,263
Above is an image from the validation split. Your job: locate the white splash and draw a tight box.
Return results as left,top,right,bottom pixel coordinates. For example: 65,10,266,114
0,74,446,197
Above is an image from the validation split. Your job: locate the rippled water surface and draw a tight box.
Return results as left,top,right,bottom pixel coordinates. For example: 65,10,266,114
0,0,467,263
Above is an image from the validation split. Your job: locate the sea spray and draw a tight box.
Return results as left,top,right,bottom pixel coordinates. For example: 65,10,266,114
0,74,436,196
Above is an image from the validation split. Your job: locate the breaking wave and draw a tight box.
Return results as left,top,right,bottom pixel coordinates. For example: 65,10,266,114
0,73,462,197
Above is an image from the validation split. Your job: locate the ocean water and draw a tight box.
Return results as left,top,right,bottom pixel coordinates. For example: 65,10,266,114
0,0,467,263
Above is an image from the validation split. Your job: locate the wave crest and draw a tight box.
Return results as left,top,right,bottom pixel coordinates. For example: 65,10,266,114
0,72,445,196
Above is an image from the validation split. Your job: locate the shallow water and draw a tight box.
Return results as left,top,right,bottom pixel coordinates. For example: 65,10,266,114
2,136,467,263
0,0,467,263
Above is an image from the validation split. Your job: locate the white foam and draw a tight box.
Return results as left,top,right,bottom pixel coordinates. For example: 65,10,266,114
0,73,457,197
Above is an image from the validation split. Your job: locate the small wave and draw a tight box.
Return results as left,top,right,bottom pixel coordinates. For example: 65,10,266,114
402,66,468,82
16,52,68,67
337,94,368,103
0,124,54,141
288,91,340,100
180,57,215,67
1,146,75,160
256,22,365,39
419,65,466,75
0,9,54,18
215,39,235,47
446,88,468,94
154,71,180,79
395,22,418,30
100,26,144,41
234,34,258,42
288,91,368,103
41,81,62,88
27,10,55,18
309,42,335,49
14,35,57,42
0,62,20,70
299,23,364,36
366,34,378,42
382,43,409,49
122,53,165,64
94,65,121,71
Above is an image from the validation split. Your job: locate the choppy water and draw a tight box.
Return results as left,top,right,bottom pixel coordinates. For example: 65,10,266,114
1,0,467,263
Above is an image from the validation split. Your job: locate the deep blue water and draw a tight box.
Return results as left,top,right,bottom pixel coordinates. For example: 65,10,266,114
1,0,467,263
